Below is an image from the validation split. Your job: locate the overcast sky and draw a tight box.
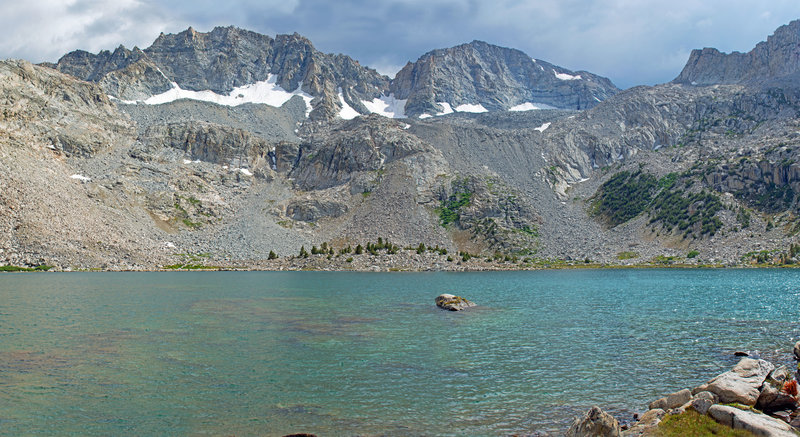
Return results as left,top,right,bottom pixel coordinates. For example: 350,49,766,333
3,0,800,89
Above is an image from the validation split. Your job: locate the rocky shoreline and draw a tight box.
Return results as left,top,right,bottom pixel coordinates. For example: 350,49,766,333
6,245,800,273
568,342,800,436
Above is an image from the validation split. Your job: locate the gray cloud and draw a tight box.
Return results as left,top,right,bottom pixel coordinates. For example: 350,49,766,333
3,0,800,88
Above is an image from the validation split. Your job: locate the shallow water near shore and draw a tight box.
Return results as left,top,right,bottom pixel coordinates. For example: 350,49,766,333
1,269,799,435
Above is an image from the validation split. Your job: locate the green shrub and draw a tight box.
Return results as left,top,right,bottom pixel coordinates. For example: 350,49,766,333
591,171,658,226
687,250,700,259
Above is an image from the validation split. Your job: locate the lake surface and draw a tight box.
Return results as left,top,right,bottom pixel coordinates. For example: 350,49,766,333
0,269,799,435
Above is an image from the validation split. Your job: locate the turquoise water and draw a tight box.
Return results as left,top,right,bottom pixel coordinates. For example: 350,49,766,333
0,269,799,435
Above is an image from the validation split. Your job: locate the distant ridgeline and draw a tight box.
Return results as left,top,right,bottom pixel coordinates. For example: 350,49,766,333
44,26,619,121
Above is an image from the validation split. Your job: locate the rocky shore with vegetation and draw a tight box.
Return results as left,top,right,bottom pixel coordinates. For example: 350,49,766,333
568,342,800,437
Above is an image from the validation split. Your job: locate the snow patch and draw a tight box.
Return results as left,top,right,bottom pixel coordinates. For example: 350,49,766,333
554,70,582,81
418,114,432,119
437,102,454,115
594,96,602,102
134,74,313,116
338,89,360,120
70,174,91,182
362,94,407,118
455,103,488,113
164,242,176,249
534,122,551,132
401,123,411,130
239,168,253,176
509,102,558,111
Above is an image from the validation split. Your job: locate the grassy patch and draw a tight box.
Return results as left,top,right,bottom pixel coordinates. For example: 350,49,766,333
162,264,220,270
0,265,52,272
617,251,639,260
653,410,755,437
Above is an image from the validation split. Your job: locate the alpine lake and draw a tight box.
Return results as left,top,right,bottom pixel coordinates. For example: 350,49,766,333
1,269,799,435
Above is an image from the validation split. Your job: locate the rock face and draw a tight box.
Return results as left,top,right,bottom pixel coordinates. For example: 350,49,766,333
390,40,619,117
674,19,800,85
708,405,797,437
142,121,274,175
566,406,621,437
694,358,774,405
435,294,476,311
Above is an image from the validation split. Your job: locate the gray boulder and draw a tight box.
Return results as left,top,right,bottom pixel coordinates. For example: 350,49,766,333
793,341,800,361
435,294,476,311
694,358,774,405
690,390,719,415
566,406,621,437
648,388,692,411
691,397,715,416
708,405,797,437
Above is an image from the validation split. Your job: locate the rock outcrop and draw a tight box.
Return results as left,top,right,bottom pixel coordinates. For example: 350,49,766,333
435,294,476,311
391,40,619,117
566,406,621,437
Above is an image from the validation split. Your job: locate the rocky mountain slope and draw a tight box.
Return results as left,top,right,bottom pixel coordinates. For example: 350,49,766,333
391,40,619,117
3,21,800,270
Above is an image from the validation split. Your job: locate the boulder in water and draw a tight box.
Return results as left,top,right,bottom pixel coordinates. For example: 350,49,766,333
435,294,476,311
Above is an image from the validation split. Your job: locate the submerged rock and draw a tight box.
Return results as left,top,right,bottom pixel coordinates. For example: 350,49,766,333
434,293,476,311
693,357,774,405
566,406,621,437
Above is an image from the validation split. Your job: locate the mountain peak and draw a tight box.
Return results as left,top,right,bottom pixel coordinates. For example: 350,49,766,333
390,40,618,116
